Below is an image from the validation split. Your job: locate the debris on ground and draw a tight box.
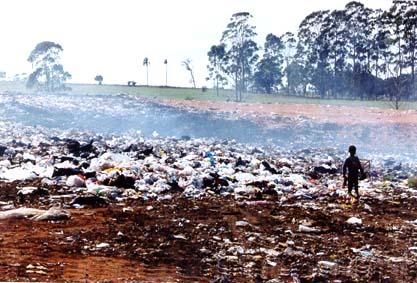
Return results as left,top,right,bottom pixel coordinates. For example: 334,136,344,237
0,131,415,281
0,207,70,221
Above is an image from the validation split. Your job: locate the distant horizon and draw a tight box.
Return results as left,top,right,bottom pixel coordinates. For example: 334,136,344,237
0,0,392,87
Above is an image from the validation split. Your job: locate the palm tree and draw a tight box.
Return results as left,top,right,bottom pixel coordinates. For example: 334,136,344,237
164,59,168,87
143,57,150,86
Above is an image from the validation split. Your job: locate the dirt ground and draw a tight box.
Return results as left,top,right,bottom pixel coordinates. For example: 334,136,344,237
1,180,417,282
160,99,417,126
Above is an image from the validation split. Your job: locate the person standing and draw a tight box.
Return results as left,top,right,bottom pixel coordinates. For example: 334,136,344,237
343,145,364,199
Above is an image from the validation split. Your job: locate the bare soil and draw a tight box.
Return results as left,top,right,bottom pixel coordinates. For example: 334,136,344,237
1,180,417,282
161,99,417,126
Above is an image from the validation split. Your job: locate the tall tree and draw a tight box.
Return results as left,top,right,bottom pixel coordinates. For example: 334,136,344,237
164,59,168,87
253,34,284,94
143,57,150,86
207,44,227,96
344,1,373,99
312,29,332,98
378,0,417,104
285,61,309,96
403,1,417,96
369,9,389,80
182,59,196,88
27,41,71,91
323,10,350,98
382,0,409,103
221,12,259,101
297,10,331,98
364,8,390,99
281,32,297,95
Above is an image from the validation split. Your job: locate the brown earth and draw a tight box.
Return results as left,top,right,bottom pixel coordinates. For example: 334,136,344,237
1,180,417,282
159,99,417,126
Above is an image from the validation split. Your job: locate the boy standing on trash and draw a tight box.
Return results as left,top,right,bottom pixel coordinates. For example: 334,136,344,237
343,145,364,200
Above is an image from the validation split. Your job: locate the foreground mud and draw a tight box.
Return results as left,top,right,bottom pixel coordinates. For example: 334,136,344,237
1,183,417,282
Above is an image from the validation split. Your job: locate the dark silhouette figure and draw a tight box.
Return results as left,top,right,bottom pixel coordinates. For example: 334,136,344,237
343,145,364,199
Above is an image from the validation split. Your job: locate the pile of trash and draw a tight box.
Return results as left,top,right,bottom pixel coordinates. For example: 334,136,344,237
0,128,416,211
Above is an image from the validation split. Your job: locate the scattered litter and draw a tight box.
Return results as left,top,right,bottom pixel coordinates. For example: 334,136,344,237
173,234,187,240
318,261,337,268
236,220,250,227
347,217,363,225
0,207,70,221
96,243,110,249
298,224,320,233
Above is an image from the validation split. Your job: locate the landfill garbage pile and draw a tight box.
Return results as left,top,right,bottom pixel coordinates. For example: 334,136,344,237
0,128,417,281
1,91,417,158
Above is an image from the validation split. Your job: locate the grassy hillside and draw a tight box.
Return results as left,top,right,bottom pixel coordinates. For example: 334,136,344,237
70,83,233,102
1,80,416,110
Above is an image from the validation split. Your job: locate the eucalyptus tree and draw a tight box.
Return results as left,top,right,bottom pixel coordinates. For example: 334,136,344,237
361,8,389,99
27,41,71,91
344,2,368,68
381,0,410,103
280,32,297,94
344,1,373,99
320,9,350,97
221,12,259,101
368,9,390,81
297,10,331,98
381,0,417,103
285,61,308,96
207,44,227,96
253,34,284,94
403,1,417,95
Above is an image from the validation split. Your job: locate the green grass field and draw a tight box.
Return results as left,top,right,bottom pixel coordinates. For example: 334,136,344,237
1,80,416,110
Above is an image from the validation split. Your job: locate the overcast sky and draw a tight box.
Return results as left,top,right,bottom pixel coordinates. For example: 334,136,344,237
0,0,392,87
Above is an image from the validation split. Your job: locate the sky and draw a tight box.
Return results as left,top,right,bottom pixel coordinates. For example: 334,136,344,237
0,0,392,87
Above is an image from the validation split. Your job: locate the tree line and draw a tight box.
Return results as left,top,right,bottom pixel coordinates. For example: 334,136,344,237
25,43,195,91
25,0,417,106
207,0,417,104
